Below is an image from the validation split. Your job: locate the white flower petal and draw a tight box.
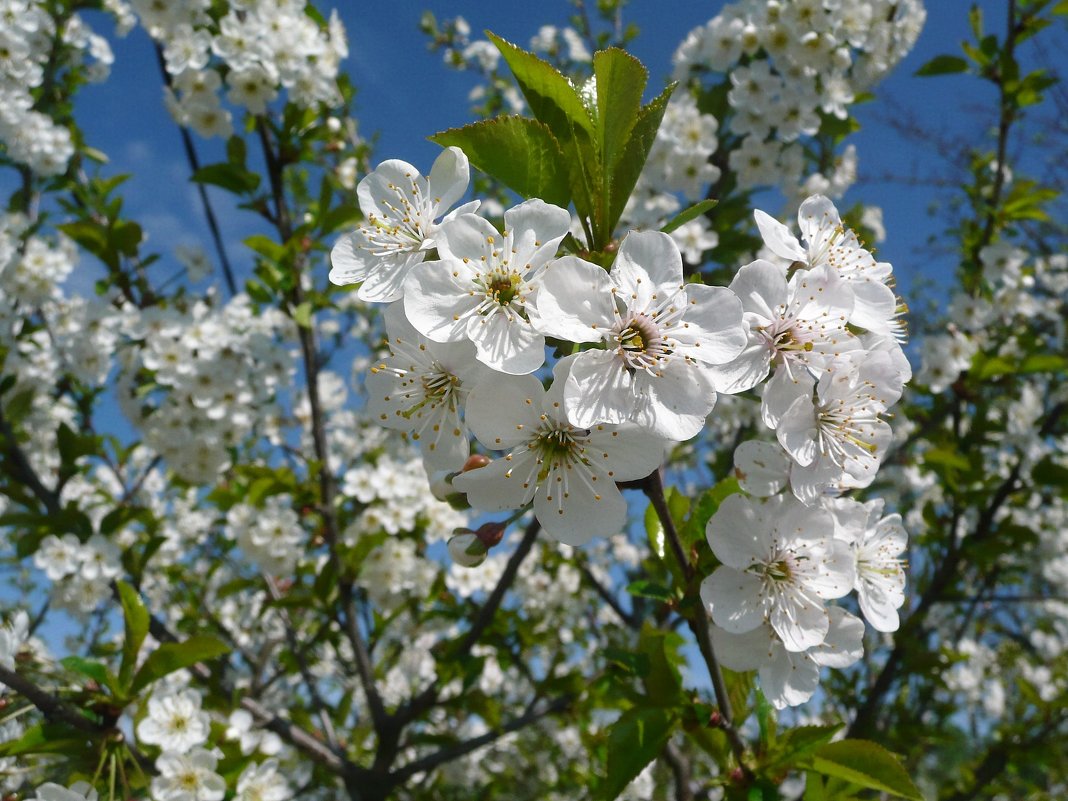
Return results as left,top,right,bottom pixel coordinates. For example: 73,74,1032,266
754,209,806,262
403,260,481,342
733,440,790,497
357,159,422,221
776,393,820,466
504,198,572,268
701,567,767,633
810,607,865,667
730,258,789,319
564,349,637,428
759,647,820,709
611,230,684,309
586,425,666,482
705,492,768,569
769,591,828,652
710,624,775,672
464,374,545,450
427,146,470,213
528,255,615,342
634,360,717,441
797,195,841,250
452,453,539,512
534,462,627,546
468,312,544,374
357,251,426,303
673,284,747,364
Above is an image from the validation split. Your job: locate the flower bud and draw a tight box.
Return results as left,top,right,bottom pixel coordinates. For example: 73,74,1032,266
448,530,488,567
462,454,491,472
474,521,506,548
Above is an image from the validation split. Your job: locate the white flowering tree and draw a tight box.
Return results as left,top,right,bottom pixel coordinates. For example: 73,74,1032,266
0,0,1065,800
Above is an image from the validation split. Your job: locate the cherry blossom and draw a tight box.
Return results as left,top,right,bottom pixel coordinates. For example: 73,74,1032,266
711,606,864,709
701,493,854,651
451,357,665,545
365,301,489,471
710,258,857,394
404,198,571,374
755,195,898,335
530,230,747,440
330,146,479,302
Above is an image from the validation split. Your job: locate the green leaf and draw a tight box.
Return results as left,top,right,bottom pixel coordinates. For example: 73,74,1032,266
192,162,261,194
430,116,571,207
803,739,923,801
638,625,683,706
291,301,314,329
130,635,230,694
592,48,647,235
486,31,600,231
915,55,969,76
763,724,843,770
606,83,674,239
661,199,719,234
599,707,675,800
626,580,673,602
0,723,93,757
486,32,593,137
60,656,113,688
117,581,149,691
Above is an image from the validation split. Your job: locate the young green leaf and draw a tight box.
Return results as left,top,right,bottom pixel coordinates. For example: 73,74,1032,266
598,707,675,800
116,581,149,691
803,739,924,801
661,199,719,234
430,116,571,207
915,55,969,76
130,635,230,694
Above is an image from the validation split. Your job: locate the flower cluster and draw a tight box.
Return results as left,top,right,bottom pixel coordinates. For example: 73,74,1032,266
332,148,758,544
133,686,293,801
0,2,113,176
673,0,925,201
117,295,296,484
119,0,347,138
32,533,121,618
697,196,910,707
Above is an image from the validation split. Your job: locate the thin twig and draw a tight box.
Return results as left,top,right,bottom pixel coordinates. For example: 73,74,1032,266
153,44,238,296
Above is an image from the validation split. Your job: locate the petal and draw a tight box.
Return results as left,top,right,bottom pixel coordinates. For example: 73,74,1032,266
761,365,813,429
754,209,806,262
810,607,866,666
729,258,789,319
705,493,769,569
733,440,790,497
464,374,545,450
858,581,902,633
586,424,666,483
759,648,820,709
412,401,470,472
452,452,538,512
528,255,615,342
403,259,480,342
847,278,897,333
563,349,637,428
329,231,372,285
707,339,772,395
504,198,572,269
673,284,747,364
871,512,908,555
801,538,855,600
796,195,841,252
357,159,424,221
611,230,684,310
701,567,767,633
468,312,545,374
357,251,426,303
436,213,501,263
768,590,828,652
427,146,470,214
710,623,776,672
775,393,820,466
634,360,717,441
534,463,627,546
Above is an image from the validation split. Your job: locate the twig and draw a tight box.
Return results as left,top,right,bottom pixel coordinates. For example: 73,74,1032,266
642,471,748,768
387,693,572,785
153,45,238,296
263,574,340,750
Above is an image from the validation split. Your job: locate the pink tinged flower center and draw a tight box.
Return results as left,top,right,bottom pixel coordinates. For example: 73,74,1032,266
613,313,671,373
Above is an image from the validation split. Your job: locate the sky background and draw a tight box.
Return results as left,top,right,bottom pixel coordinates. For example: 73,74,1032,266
63,0,1057,310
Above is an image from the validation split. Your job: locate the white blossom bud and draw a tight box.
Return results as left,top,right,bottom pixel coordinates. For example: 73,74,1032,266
448,530,488,568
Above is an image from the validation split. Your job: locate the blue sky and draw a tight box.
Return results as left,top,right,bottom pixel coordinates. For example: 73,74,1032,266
62,0,1049,303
